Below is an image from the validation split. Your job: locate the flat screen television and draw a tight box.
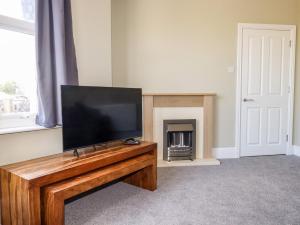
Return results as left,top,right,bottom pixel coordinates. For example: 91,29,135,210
61,85,143,151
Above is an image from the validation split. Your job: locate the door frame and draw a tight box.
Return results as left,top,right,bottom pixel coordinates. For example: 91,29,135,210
235,23,296,157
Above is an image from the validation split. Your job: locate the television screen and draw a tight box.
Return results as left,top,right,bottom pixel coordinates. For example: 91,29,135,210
61,86,143,151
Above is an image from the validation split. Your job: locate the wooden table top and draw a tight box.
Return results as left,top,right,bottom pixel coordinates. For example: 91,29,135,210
0,141,156,185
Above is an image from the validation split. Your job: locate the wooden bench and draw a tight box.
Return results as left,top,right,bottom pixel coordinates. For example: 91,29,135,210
0,141,157,225
43,154,156,225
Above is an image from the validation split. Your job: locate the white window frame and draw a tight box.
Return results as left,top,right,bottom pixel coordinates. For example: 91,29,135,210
0,14,42,134
0,14,34,35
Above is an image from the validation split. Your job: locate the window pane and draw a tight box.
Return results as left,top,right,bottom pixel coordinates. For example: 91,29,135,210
0,0,35,22
0,28,37,129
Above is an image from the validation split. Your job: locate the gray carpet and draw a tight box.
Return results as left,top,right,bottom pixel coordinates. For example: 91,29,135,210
65,156,300,225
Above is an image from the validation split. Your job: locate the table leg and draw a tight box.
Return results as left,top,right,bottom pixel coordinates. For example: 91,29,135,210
124,149,157,191
43,191,64,225
0,171,41,225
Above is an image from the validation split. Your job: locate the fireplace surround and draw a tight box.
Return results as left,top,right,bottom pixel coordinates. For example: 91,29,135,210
142,93,220,167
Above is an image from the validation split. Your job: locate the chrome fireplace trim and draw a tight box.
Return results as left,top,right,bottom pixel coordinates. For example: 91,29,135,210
163,119,196,162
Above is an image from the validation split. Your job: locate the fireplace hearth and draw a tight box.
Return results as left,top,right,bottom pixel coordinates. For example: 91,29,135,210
163,119,196,162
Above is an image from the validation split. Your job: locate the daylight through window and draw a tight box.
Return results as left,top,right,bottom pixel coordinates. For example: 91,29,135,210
0,0,37,130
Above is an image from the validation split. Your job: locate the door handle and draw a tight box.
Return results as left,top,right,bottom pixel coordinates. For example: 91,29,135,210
243,98,255,102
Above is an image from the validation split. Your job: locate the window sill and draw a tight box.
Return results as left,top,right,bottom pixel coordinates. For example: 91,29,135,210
0,125,61,135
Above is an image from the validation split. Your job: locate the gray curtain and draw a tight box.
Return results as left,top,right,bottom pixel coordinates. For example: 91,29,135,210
35,0,78,128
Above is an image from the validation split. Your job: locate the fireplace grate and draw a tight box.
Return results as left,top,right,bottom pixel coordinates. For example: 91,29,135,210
163,119,196,162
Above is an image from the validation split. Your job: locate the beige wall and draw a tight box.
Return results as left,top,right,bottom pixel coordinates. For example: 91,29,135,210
0,0,112,166
112,0,298,147
0,129,62,166
294,1,300,145
72,0,112,87
1,0,300,166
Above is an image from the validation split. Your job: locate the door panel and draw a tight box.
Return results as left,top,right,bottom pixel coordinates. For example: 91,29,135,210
267,107,281,144
248,37,263,95
246,108,262,145
240,28,290,156
268,38,284,95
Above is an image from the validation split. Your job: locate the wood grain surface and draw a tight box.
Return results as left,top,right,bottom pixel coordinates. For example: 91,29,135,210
0,142,157,225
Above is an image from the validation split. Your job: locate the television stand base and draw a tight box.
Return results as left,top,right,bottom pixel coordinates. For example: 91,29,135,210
73,149,80,158
124,138,141,145
0,142,157,225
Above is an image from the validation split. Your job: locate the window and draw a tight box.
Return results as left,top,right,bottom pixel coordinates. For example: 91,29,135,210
0,0,34,22
0,0,38,131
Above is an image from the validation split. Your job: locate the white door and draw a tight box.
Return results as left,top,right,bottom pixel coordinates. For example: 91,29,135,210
240,28,291,157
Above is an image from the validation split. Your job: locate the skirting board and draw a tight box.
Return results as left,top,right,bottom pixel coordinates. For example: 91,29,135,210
213,147,240,159
293,146,300,157
213,146,300,159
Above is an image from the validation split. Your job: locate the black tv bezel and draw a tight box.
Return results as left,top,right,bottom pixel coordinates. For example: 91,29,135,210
61,85,143,152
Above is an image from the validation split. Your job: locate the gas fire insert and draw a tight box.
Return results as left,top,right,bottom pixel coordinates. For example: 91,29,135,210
163,119,196,162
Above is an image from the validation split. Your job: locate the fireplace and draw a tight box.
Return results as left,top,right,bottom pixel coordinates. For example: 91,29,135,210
163,119,196,162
